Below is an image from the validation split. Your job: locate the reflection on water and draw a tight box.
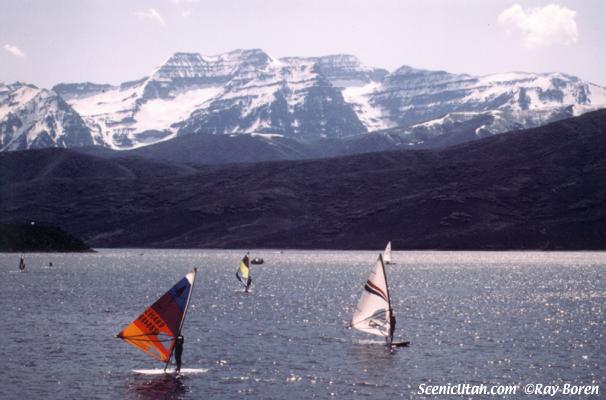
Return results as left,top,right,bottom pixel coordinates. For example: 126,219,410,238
0,250,604,399
128,375,188,400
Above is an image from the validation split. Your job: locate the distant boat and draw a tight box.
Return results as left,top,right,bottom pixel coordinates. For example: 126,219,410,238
383,241,393,264
351,254,409,348
116,269,197,371
251,257,264,265
236,254,252,292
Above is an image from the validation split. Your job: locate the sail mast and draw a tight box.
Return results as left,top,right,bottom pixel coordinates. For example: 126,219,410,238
380,254,394,344
178,267,197,335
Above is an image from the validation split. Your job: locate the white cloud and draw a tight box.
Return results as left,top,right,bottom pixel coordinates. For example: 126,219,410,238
3,44,25,58
498,4,578,48
134,8,166,26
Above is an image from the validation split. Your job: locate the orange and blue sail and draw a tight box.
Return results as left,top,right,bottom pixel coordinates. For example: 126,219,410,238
117,269,197,362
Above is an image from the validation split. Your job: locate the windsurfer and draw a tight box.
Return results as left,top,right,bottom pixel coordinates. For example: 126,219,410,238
174,335,184,372
19,257,25,271
389,313,396,343
244,253,252,292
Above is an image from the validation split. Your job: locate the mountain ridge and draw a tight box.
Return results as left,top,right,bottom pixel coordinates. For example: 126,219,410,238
1,49,605,158
1,109,604,250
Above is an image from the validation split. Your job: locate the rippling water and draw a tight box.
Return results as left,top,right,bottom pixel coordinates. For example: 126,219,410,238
1,250,604,399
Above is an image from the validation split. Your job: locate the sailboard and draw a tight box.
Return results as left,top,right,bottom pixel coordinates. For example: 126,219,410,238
351,254,409,348
383,241,393,265
235,254,252,292
116,268,197,368
133,368,208,375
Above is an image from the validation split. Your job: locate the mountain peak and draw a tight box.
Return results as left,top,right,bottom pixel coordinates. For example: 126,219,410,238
152,52,206,79
5,48,606,154
150,49,275,84
390,64,463,77
316,54,362,64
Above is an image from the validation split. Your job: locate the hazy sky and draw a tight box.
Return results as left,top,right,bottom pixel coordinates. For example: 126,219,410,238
1,0,605,88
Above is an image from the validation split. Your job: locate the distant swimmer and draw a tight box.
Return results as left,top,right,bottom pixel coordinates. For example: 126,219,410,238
174,335,184,373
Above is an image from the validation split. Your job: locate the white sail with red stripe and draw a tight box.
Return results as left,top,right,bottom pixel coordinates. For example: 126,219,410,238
351,254,392,338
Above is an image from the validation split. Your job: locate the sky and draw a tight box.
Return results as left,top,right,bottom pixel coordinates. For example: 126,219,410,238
1,0,605,88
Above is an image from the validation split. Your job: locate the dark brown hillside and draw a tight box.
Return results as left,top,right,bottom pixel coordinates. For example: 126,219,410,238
1,110,605,249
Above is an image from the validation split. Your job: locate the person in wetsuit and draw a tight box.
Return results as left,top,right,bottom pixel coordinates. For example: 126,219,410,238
388,312,396,344
174,335,184,372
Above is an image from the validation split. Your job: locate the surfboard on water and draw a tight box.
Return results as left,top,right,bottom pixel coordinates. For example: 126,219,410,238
352,338,410,348
351,254,409,348
116,268,198,370
132,368,208,375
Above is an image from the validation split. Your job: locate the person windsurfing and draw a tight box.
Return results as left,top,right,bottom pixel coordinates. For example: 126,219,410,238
174,335,184,373
236,252,253,292
243,253,252,292
19,257,25,272
389,312,396,345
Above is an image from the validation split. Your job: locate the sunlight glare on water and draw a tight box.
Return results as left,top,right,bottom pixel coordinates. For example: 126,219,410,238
0,250,604,399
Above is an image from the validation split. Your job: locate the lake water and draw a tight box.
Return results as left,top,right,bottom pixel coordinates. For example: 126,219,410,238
1,250,604,399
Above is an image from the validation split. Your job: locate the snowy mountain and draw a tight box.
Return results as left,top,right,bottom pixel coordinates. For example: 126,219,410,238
54,49,368,148
0,82,93,151
4,48,606,152
353,68,606,146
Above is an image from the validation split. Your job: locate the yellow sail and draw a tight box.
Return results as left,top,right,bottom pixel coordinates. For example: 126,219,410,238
238,259,249,280
235,254,252,290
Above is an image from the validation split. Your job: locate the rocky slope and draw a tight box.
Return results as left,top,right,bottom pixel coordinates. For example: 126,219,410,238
0,82,93,151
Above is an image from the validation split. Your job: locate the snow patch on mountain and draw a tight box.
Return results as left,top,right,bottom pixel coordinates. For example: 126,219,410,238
134,86,222,132
342,82,394,131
